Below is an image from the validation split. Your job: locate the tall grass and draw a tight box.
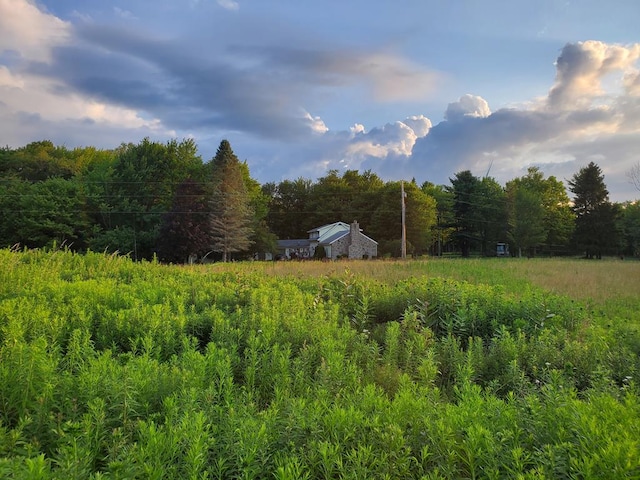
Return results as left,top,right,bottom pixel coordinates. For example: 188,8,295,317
210,256,640,304
0,249,638,478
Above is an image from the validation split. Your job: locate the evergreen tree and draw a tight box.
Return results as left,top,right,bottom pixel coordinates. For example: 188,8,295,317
448,170,482,257
238,161,277,258
422,182,455,256
568,162,619,259
208,140,254,262
476,177,508,255
620,201,640,257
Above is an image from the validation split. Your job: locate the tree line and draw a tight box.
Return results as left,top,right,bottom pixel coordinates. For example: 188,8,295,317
1,138,639,261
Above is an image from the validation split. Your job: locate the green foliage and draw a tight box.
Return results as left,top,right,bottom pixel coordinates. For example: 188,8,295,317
313,245,327,260
0,249,639,478
448,170,508,256
569,162,620,258
620,201,640,257
209,140,254,261
371,181,436,256
506,167,574,257
422,181,456,256
2,141,639,262
157,178,211,263
0,178,90,249
0,141,78,181
263,177,314,239
507,183,547,256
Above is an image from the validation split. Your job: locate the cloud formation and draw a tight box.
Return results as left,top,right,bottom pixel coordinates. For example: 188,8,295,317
0,0,171,147
548,41,640,110
0,0,70,63
1,0,640,201
4,1,439,145
274,115,433,181
286,41,640,200
445,94,491,122
404,41,640,198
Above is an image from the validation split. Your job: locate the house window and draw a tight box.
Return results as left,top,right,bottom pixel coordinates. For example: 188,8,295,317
309,231,319,240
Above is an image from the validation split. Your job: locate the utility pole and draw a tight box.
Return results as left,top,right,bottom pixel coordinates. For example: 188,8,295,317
401,181,407,259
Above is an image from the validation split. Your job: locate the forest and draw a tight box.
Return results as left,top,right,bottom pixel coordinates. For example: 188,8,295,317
1,138,639,262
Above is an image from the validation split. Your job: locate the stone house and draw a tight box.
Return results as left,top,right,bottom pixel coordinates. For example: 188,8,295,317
277,221,377,260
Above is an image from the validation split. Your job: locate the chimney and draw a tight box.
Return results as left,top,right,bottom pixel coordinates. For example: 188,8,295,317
350,220,359,238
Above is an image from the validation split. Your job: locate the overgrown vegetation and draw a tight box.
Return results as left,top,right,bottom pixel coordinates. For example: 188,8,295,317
1,249,638,478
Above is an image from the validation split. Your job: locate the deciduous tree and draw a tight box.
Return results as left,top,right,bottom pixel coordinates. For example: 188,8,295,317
422,182,455,256
507,187,546,257
371,181,436,257
263,178,313,239
506,167,573,256
0,178,89,249
101,138,203,259
157,179,211,263
628,162,640,193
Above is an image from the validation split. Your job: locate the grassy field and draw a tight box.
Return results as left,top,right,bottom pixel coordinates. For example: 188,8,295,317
0,249,639,478
205,256,640,305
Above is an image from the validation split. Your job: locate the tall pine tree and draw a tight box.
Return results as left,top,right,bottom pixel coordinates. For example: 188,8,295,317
448,170,481,257
208,140,254,261
568,162,619,259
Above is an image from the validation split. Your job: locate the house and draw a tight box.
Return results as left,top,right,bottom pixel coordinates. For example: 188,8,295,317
277,221,377,260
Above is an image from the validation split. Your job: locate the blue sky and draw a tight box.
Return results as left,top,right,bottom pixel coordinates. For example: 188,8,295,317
1,0,640,200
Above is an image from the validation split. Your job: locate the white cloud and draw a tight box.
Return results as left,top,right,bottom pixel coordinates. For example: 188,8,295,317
401,115,432,137
548,40,640,110
0,0,172,149
279,41,640,200
350,123,365,136
0,70,169,134
300,115,432,176
302,111,328,135
445,94,491,122
1,2,638,202
345,121,416,159
347,115,435,160
0,0,71,63
404,41,640,200
623,70,640,96
217,0,239,11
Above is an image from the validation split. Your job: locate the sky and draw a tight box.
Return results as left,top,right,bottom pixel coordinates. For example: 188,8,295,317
1,0,640,201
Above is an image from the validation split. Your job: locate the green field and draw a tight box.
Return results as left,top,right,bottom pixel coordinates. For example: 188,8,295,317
1,250,639,478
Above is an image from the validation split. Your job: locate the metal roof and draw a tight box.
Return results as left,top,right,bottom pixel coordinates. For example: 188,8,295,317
276,239,311,248
319,231,349,245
